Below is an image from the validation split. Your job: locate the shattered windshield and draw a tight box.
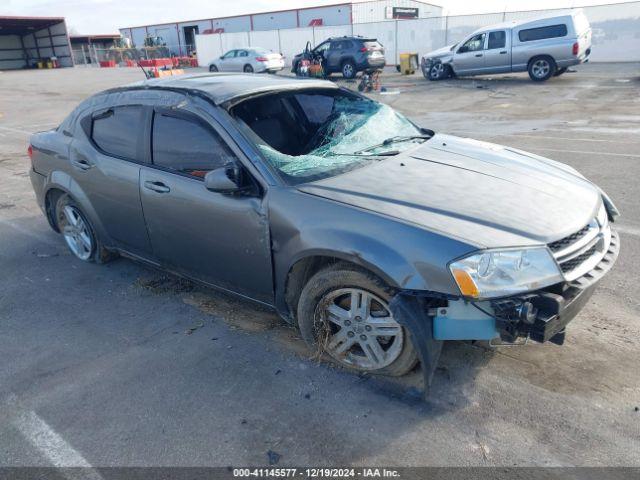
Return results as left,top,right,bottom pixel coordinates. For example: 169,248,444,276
232,90,427,185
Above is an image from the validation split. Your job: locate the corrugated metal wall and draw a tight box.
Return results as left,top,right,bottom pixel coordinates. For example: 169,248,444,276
195,2,640,67
1,20,73,70
352,0,442,23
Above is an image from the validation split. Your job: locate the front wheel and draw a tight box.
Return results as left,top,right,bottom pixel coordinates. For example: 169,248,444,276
209,64,218,72
528,56,556,81
297,263,418,376
428,62,449,81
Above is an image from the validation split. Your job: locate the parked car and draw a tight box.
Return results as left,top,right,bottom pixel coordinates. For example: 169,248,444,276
209,47,284,73
291,36,385,79
422,10,592,81
29,74,619,381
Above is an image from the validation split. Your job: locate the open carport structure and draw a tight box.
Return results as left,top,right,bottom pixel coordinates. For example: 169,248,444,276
0,16,73,70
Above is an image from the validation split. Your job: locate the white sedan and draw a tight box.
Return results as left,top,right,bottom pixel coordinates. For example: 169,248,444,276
209,47,285,74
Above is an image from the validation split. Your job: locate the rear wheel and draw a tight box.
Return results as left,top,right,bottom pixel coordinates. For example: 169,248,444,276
55,195,116,263
209,64,218,72
297,262,418,376
528,56,556,81
341,60,356,79
243,64,254,73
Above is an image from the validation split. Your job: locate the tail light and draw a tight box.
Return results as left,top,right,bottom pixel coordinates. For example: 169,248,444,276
255,56,268,62
572,42,579,55
27,145,33,160
360,47,368,52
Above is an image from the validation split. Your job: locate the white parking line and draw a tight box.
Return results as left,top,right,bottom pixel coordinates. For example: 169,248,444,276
0,125,33,135
451,131,640,145
5,395,104,480
617,225,640,238
527,147,640,158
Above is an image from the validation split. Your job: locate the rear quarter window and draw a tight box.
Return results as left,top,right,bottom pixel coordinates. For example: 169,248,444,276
518,24,568,42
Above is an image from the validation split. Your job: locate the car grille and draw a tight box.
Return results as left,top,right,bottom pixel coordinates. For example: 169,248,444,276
549,205,612,282
548,224,590,253
559,244,597,273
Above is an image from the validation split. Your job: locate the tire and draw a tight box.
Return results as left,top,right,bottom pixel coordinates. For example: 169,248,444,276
209,64,218,72
55,195,115,263
528,56,556,81
243,64,254,73
341,60,356,79
297,262,418,377
554,67,568,77
428,62,449,81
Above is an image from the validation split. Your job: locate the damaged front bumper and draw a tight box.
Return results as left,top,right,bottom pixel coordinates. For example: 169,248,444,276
389,229,620,396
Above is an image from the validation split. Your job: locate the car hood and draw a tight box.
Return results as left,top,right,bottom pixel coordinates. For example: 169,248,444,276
297,134,601,248
423,45,454,60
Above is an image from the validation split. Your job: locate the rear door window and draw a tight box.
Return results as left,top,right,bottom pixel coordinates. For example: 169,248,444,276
518,24,568,42
487,31,506,49
152,112,235,179
91,106,143,160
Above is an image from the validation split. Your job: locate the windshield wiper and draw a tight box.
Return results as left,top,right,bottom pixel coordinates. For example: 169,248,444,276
325,150,400,157
355,135,432,154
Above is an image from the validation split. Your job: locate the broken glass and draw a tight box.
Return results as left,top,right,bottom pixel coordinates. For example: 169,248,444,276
256,96,425,183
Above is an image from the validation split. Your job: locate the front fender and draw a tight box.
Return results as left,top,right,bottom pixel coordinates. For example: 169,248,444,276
269,188,475,313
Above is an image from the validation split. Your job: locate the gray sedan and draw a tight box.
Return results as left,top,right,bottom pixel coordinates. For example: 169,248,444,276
28,74,619,387
209,47,285,73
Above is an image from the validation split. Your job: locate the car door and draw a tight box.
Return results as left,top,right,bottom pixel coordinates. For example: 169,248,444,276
72,104,153,257
325,40,344,72
452,32,486,74
236,49,250,71
219,50,237,71
483,30,511,72
139,107,273,303
313,41,331,70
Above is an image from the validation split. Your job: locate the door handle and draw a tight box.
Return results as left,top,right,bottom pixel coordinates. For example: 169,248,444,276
144,180,170,193
475,53,483,57
499,50,507,54
70,157,93,170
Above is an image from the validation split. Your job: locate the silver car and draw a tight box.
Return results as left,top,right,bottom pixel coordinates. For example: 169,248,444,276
209,47,285,74
28,74,619,392
422,10,592,81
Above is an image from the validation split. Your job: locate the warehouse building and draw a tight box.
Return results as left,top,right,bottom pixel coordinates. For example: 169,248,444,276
0,16,73,70
119,0,441,55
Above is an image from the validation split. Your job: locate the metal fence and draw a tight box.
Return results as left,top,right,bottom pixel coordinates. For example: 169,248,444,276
71,44,195,67
195,1,640,67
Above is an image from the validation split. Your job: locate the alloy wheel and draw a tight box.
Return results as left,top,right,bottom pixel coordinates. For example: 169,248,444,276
59,205,93,260
531,59,550,79
430,63,444,79
342,63,354,78
316,288,404,370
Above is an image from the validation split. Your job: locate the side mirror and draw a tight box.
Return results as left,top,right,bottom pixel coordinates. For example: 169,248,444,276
204,164,242,194
457,46,467,54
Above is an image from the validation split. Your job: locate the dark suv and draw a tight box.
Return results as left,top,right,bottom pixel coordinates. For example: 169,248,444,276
291,36,385,79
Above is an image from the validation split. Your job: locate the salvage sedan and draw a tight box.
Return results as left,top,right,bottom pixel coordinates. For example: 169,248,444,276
29,73,620,384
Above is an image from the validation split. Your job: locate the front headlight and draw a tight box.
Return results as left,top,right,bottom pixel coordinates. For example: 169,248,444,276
449,247,563,299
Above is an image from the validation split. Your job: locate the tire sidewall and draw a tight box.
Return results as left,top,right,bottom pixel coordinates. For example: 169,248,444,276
55,195,97,262
209,64,218,72
528,56,556,81
244,64,253,73
342,60,356,79
296,263,417,376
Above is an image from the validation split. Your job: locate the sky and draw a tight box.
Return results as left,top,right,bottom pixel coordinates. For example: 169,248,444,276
2,0,633,34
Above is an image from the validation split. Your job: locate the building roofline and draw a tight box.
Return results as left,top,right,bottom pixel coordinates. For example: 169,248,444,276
120,1,443,30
